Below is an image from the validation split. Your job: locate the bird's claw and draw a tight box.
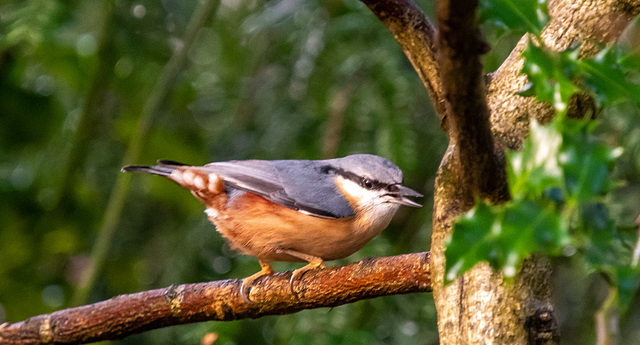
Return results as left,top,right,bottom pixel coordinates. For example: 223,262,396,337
239,279,254,304
289,261,326,299
240,261,274,303
240,255,326,302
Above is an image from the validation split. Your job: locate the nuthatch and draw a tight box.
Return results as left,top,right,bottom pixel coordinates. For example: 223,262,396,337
123,154,422,301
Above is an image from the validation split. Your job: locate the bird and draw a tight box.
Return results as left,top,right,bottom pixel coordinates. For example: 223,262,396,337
122,154,422,302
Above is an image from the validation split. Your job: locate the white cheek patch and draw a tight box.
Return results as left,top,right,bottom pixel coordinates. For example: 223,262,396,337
339,178,367,201
337,177,381,209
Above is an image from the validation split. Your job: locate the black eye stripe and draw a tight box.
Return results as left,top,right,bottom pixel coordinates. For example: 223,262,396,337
319,165,389,190
360,177,386,190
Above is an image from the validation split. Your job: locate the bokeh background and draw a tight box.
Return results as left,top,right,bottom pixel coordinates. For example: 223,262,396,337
1,0,639,344
1,0,443,344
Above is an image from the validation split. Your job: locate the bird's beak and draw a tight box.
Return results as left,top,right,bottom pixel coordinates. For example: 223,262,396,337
387,185,423,207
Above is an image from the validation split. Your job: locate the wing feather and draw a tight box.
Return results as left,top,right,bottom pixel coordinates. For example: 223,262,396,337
203,160,353,219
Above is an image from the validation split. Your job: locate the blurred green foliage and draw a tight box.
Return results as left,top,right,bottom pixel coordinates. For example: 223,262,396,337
1,0,442,344
479,0,549,34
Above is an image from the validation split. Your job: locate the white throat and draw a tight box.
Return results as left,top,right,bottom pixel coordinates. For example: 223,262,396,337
336,177,400,234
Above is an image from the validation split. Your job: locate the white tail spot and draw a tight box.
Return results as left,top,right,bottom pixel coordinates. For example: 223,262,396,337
170,170,184,185
208,173,221,193
182,170,195,186
194,176,206,190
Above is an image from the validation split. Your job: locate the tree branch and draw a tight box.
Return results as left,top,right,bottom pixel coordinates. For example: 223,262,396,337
436,0,509,203
488,0,640,150
430,1,640,344
0,253,430,345
360,0,446,124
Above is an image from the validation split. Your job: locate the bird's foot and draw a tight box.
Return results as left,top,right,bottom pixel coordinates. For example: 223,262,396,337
240,261,274,303
289,257,326,299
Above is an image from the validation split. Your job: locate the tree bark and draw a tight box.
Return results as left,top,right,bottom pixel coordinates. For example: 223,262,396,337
0,253,430,344
362,0,639,343
428,0,640,344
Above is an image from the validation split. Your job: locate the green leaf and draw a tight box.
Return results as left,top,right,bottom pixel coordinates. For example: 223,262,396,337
616,266,640,313
445,199,569,281
616,46,640,73
507,120,563,199
560,124,622,201
501,200,569,261
521,30,640,114
521,42,581,113
578,48,640,106
445,202,499,281
580,203,620,266
479,0,549,34
447,117,623,285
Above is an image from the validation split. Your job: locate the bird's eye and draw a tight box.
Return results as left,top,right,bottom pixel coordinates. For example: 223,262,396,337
363,179,373,189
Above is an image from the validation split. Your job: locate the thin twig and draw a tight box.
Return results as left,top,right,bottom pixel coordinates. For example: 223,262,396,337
56,0,115,207
595,287,619,345
359,0,445,124
321,79,358,158
631,214,640,267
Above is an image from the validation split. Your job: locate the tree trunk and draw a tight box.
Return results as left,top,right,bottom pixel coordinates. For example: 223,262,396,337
429,1,640,344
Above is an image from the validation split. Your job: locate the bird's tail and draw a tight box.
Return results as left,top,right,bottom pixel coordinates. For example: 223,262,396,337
121,160,188,177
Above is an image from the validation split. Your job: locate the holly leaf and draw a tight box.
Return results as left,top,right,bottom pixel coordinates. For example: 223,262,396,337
521,42,581,113
445,199,569,281
521,38,640,113
580,203,620,267
508,120,563,199
578,47,640,106
616,266,640,313
560,124,622,202
445,202,498,281
499,200,569,276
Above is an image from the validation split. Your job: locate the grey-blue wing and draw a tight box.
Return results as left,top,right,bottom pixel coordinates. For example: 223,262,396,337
203,160,354,219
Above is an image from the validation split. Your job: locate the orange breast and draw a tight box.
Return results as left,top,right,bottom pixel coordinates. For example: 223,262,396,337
205,191,377,263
